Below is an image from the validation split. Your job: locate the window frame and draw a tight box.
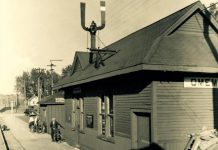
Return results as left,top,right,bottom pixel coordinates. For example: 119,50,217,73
79,98,84,132
98,95,114,142
71,100,76,129
71,98,85,132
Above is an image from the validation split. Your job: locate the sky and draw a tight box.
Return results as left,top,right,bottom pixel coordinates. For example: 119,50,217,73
0,0,216,95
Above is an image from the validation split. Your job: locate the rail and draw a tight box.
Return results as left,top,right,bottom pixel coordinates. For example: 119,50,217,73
0,128,8,150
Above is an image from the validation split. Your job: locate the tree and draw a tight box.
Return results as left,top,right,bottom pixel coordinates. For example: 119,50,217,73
209,3,218,21
61,64,72,78
15,68,61,100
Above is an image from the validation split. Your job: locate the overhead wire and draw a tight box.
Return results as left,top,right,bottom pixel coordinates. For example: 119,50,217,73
85,0,218,49
203,1,218,11
85,0,175,49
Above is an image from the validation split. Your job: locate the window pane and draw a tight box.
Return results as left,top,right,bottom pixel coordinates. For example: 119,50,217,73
110,116,114,137
101,96,106,135
108,95,114,137
80,98,84,131
80,113,84,130
72,100,76,128
102,114,106,135
101,96,105,112
109,95,113,114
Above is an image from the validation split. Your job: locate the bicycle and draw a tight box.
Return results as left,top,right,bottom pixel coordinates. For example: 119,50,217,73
53,128,63,143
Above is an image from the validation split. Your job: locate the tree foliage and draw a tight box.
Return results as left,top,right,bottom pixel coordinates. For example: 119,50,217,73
209,3,218,21
61,64,72,78
15,68,61,99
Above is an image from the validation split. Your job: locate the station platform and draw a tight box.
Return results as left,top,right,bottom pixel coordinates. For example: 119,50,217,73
0,113,78,150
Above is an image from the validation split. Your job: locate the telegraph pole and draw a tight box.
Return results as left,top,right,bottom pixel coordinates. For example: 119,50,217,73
23,80,27,107
35,68,45,102
47,60,62,95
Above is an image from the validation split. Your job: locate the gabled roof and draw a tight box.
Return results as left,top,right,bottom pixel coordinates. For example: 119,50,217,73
70,51,89,75
55,1,218,89
28,95,38,101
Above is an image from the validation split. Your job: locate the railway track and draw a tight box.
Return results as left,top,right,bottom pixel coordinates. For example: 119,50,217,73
0,117,25,150
0,118,8,150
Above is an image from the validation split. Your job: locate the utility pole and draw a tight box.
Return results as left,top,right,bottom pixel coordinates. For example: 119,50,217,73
47,60,62,95
23,80,27,107
35,68,45,102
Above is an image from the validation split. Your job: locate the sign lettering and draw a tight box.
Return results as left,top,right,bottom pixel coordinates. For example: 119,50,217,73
184,77,218,88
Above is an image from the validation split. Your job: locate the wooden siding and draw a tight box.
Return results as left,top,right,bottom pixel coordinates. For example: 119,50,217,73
65,99,72,123
175,11,216,34
84,97,98,130
114,84,152,137
64,99,76,145
39,106,46,123
156,81,217,149
46,105,65,133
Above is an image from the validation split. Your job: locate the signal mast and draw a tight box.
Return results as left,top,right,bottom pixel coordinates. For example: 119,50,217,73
80,1,117,68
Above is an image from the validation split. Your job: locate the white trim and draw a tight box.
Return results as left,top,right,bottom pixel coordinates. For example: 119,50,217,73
131,109,151,149
100,7,106,11
79,98,84,131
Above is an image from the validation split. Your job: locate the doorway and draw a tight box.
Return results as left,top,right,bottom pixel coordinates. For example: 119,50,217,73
131,110,151,149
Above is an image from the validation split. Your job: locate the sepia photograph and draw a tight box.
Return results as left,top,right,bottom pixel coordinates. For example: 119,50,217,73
1,0,218,149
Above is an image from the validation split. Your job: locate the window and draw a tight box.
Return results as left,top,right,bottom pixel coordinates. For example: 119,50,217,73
44,109,46,117
72,100,76,129
79,98,84,131
71,98,84,132
108,95,114,137
98,95,114,138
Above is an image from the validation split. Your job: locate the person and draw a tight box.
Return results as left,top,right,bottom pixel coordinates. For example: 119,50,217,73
29,114,35,131
42,121,47,133
37,118,43,133
50,118,64,142
34,115,39,132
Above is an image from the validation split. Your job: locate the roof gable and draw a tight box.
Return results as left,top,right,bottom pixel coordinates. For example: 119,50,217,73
70,52,89,75
71,57,82,74
171,11,217,35
162,2,218,35
146,7,218,67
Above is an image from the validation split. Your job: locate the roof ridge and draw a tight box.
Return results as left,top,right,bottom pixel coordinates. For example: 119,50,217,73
143,1,202,63
76,51,89,54
141,1,200,34
104,1,200,49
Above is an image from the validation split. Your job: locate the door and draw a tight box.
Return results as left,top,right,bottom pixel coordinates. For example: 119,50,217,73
131,111,151,149
137,112,151,148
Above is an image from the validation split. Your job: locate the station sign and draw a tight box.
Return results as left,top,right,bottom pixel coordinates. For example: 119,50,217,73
73,87,82,94
184,77,218,88
55,98,65,103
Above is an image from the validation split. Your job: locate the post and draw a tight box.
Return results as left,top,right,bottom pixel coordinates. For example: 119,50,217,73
47,60,62,95
23,80,27,107
51,70,54,95
10,100,14,114
38,77,41,102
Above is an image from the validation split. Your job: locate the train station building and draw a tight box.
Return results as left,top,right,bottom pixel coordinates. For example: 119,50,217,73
54,1,218,150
